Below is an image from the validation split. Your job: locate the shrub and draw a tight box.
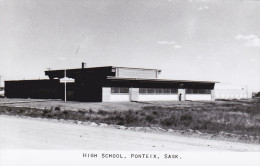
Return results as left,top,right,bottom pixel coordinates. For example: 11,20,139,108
180,114,192,122
88,108,94,114
125,113,137,125
161,115,177,127
152,111,158,116
146,115,156,123
140,112,146,116
63,111,69,119
78,110,86,114
18,109,25,114
43,109,49,114
180,114,193,126
98,110,108,115
55,106,61,111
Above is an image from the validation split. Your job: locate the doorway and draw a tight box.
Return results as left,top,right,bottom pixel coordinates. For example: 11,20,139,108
178,89,186,101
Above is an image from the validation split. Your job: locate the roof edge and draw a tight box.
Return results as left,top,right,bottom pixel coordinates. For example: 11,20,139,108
45,66,161,72
107,77,219,83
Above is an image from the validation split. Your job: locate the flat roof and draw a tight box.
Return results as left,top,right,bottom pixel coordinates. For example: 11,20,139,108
45,66,161,72
5,79,53,82
107,77,219,83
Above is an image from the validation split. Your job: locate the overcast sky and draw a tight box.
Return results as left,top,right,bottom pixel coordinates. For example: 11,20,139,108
0,0,259,91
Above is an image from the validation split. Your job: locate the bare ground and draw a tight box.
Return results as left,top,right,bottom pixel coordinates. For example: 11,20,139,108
1,115,259,151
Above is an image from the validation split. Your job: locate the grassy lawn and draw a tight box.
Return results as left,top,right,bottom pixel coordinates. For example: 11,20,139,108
0,98,259,142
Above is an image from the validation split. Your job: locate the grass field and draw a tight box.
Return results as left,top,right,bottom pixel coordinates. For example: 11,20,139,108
0,98,259,143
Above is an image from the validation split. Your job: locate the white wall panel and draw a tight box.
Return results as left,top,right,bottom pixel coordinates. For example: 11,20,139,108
110,94,129,102
186,94,212,101
139,94,178,101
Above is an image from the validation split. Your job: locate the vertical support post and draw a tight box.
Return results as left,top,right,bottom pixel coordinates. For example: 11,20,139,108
102,87,111,102
211,90,215,100
130,88,139,102
64,69,67,103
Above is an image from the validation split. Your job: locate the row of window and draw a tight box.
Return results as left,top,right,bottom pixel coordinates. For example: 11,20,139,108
111,87,129,93
111,87,212,94
139,88,178,94
186,89,211,94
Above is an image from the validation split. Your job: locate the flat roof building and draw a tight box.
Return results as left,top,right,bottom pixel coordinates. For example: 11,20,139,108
5,64,218,102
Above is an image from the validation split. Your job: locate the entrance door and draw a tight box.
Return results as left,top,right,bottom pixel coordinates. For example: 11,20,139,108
178,89,186,101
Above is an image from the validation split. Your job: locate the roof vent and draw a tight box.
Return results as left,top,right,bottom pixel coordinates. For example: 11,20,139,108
82,62,86,69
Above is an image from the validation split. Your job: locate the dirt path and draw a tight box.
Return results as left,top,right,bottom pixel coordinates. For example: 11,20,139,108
0,115,259,151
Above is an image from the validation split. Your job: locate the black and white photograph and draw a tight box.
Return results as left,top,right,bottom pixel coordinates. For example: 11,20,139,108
0,0,259,165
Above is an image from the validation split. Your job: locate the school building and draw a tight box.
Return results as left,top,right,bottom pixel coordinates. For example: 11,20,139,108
5,64,218,102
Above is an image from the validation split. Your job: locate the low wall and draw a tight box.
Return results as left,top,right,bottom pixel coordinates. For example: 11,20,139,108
214,90,248,99
110,94,130,102
185,94,212,101
139,94,178,101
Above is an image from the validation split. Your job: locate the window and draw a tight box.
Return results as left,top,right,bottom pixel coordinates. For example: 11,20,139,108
139,88,178,94
193,89,200,94
120,87,129,93
186,89,193,94
163,88,171,94
111,87,129,94
204,89,211,94
186,89,211,94
111,87,120,93
147,88,156,93
171,88,178,94
139,88,147,93
156,88,163,94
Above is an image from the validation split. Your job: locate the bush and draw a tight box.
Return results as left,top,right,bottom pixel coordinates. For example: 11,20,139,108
161,115,177,127
180,114,193,126
88,108,94,114
55,106,61,111
125,114,134,125
152,111,158,116
146,115,156,123
180,114,192,122
18,109,25,114
43,109,49,114
63,111,69,119
98,110,108,115
78,110,86,114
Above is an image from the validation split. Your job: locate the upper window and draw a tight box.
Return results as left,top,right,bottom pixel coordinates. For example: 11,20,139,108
186,89,211,94
147,88,156,94
139,88,178,94
111,87,129,94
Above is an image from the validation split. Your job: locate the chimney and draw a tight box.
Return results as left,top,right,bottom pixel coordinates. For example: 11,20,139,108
82,62,86,69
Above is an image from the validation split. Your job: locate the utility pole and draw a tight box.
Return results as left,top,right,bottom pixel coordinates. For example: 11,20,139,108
64,69,67,103
0,75,3,87
246,84,248,98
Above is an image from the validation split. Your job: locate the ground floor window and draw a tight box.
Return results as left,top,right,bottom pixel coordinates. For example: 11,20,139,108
111,87,129,94
186,89,211,94
139,88,178,94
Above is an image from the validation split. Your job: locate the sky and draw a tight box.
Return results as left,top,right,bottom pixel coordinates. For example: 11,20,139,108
0,0,259,92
